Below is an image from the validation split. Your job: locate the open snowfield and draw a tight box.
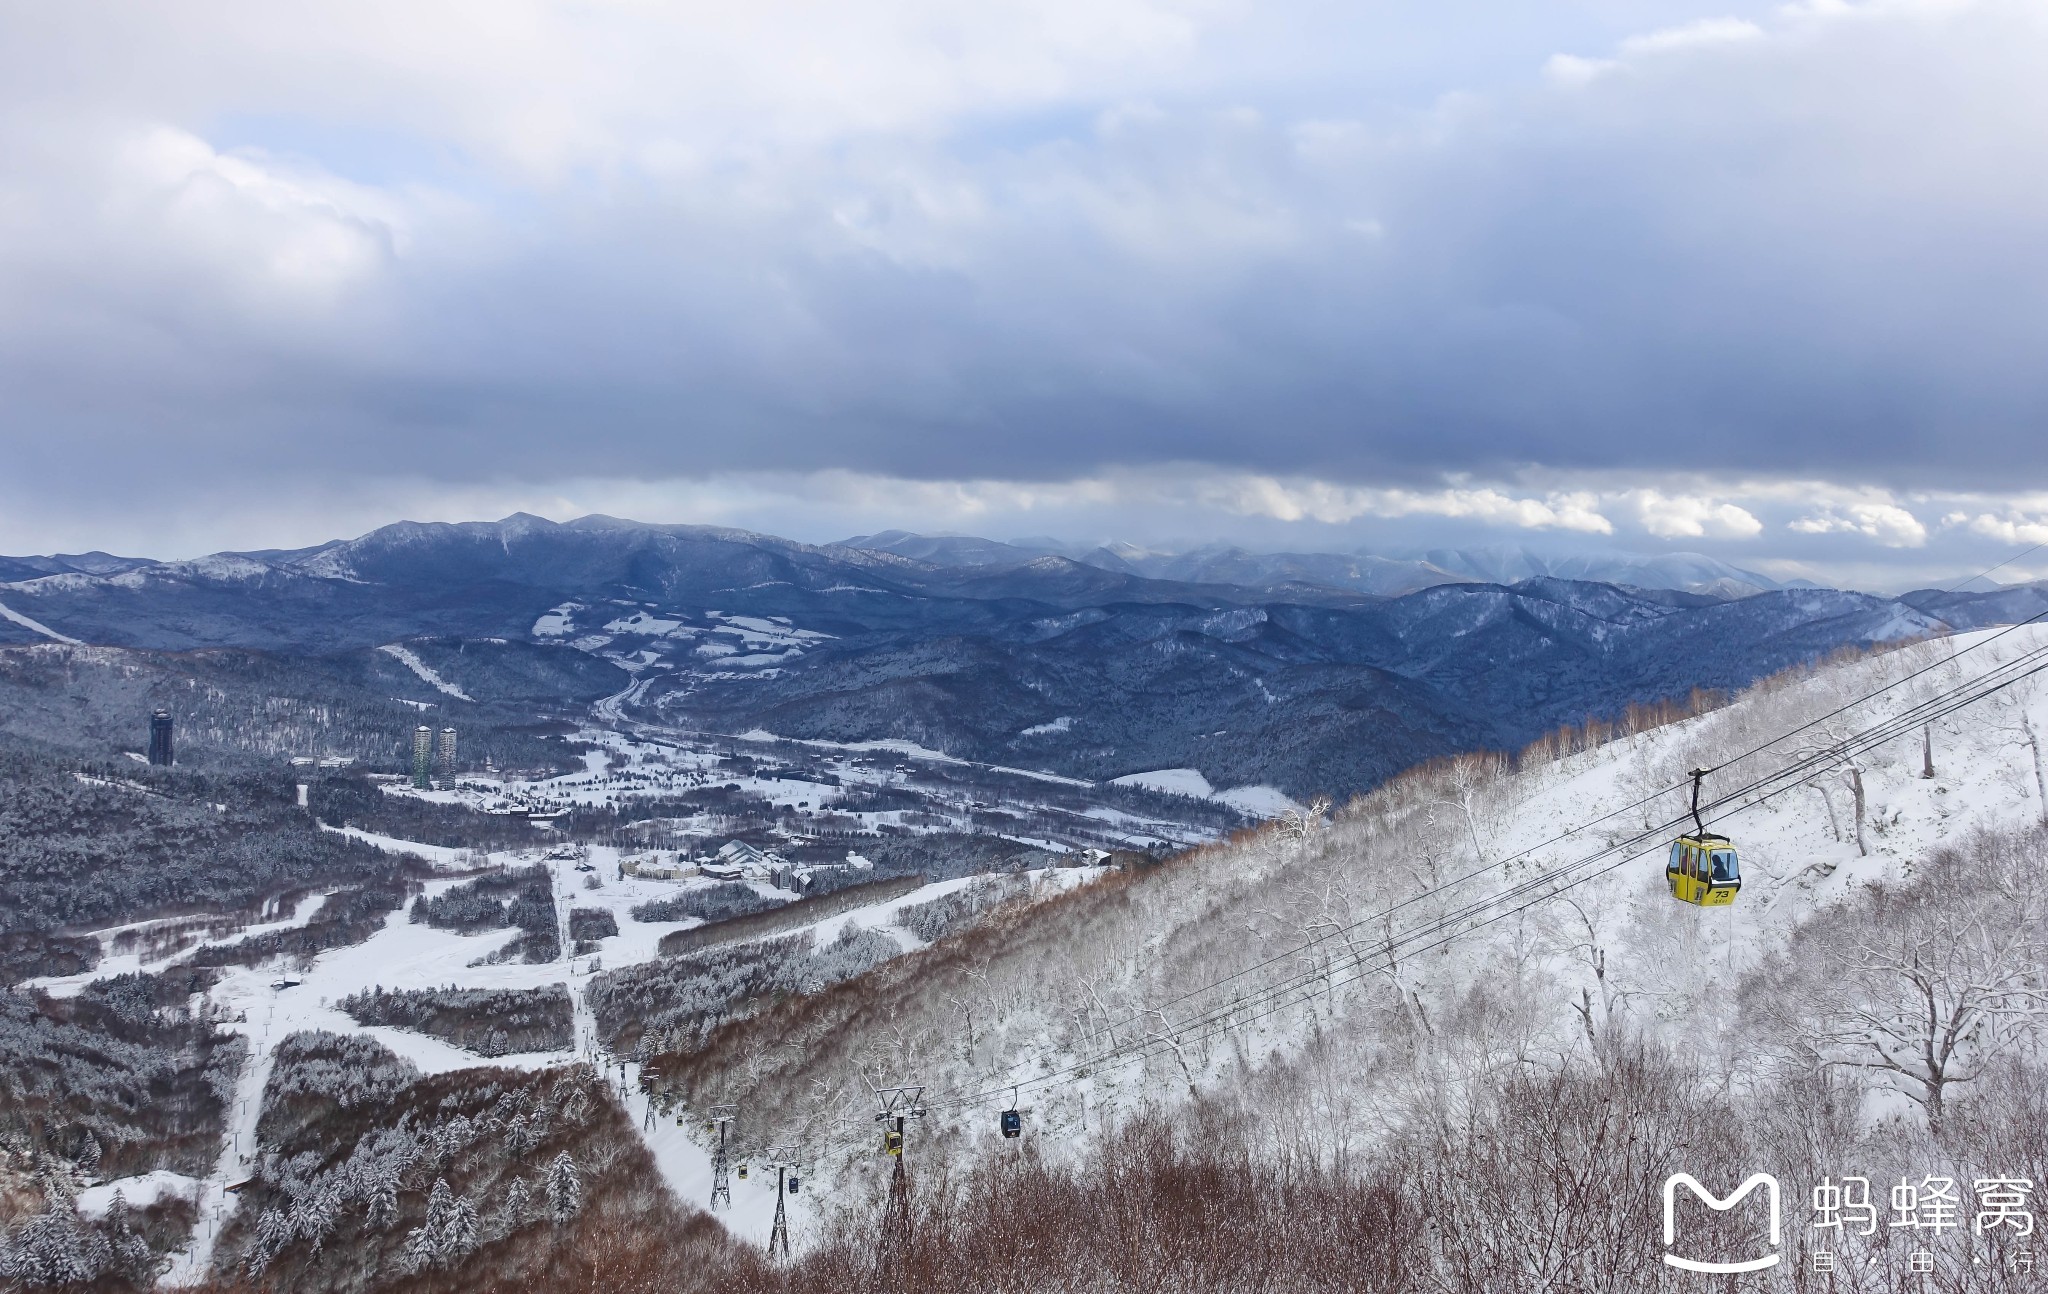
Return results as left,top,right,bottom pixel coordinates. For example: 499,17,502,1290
381,719,1233,853
23,892,334,1000
1110,766,1301,817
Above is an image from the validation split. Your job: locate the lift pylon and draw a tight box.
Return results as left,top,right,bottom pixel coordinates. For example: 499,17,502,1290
705,1104,738,1210
871,1085,926,1264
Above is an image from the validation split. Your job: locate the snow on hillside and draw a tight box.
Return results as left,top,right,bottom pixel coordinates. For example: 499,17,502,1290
1214,784,1298,817
532,603,580,637
376,642,474,701
733,729,1096,789
75,1170,200,1218
1110,767,1215,797
526,599,837,680
1113,766,1301,818
635,627,2048,1215
0,595,82,643
23,893,337,1000
78,626,2048,1275
124,821,1097,1278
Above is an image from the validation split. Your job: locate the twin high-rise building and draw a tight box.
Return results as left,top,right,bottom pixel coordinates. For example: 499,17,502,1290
412,725,459,788
147,710,174,766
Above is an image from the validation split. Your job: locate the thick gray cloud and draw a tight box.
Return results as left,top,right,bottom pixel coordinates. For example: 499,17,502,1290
1,0,2045,570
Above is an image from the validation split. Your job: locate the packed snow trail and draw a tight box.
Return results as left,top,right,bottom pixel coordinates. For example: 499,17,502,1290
154,866,589,1285
161,986,282,1286
318,823,469,869
621,1056,817,1249
0,596,80,643
376,643,473,700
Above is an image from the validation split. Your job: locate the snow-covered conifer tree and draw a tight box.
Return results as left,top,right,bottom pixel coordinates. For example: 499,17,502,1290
545,1152,581,1225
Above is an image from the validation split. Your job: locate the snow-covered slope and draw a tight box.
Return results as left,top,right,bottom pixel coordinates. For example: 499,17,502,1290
637,627,2048,1208
41,626,2048,1273
376,643,474,701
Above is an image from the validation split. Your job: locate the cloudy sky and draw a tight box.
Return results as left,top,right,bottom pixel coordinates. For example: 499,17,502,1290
2,0,2046,588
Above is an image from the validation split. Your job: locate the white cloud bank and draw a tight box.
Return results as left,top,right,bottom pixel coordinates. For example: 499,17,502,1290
8,469,2048,597
1,0,2046,581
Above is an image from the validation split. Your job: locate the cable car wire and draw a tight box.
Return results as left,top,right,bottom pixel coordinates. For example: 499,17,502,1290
1035,605,2048,1058
832,547,2048,1117
1121,655,2048,1075
931,644,2048,1114
1694,542,2048,778
1948,540,2048,593
1698,604,2048,779
968,559,2048,1051
922,631,2048,1116
1121,637,2048,1059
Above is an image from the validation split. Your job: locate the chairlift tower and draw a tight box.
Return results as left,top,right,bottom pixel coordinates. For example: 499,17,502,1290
762,1144,800,1258
706,1104,738,1210
872,1085,926,1261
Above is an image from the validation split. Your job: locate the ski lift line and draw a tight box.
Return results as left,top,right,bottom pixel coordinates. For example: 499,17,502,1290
1083,776,1680,1030
925,639,2048,1120
1940,540,2048,594
983,631,2048,1085
1341,633,2048,965
1146,643,2048,1049
1062,648,2048,1104
921,644,2048,1116
941,646,2048,1116
1106,663,2048,1081
1168,610,2048,1026
1045,622,2048,1048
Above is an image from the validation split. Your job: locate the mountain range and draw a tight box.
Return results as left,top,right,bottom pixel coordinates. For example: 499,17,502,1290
833,531,1800,599
4,513,2044,797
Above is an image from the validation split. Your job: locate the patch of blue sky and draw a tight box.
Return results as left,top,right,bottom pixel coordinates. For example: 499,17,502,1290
207,110,486,193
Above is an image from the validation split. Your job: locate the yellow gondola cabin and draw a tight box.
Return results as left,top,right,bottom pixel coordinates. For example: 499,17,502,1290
1666,833,1740,907
1666,768,1741,907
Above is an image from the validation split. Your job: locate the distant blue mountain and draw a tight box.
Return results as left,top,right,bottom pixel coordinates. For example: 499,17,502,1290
0,514,2022,796
833,532,1787,600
